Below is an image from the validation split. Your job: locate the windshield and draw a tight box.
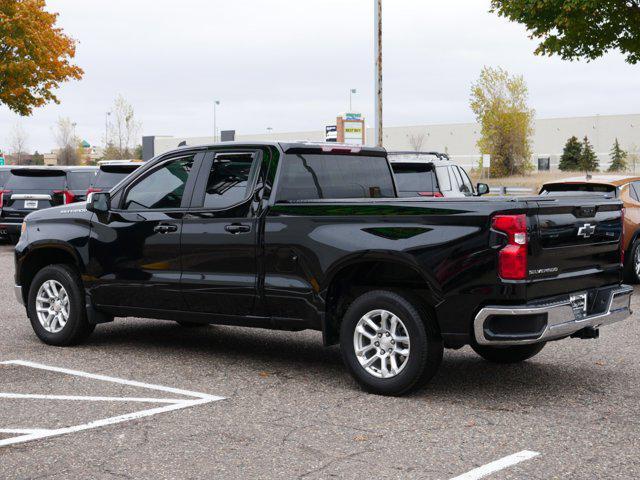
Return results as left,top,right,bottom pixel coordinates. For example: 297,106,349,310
277,154,395,201
5,170,67,190
67,171,97,190
391,163,438,194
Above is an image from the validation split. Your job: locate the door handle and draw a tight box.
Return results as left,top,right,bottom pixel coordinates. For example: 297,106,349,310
154,224,178,234
224,223,251,234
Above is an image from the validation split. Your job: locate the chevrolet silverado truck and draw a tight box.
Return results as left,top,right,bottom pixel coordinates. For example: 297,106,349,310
14,142,633,395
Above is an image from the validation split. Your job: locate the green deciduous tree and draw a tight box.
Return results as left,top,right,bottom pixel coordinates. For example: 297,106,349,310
0,0,84,115
608,138,628,172
559,136,582,171
470,66,534,177
579,136,599,173
490,0,640,64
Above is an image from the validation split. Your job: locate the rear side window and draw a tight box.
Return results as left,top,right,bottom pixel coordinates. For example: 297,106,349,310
67,171,96,190
436,167,452,192
277,154,395,201
201,152,260,209
391,163,438,194
5,170,67,190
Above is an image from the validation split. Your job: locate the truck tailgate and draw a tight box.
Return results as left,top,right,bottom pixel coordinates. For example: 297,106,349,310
526,196,622,299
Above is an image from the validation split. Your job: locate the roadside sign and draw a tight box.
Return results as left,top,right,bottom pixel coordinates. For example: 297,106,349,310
0,154,4,166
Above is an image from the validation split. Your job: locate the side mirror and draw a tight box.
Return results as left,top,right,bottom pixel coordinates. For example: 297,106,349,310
476,183,490,196
87,192,111,213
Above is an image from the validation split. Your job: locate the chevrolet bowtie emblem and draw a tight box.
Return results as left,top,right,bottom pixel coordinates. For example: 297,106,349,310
577,223,596,238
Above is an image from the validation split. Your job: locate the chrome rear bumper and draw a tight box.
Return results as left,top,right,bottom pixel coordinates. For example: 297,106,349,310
474,285,633,346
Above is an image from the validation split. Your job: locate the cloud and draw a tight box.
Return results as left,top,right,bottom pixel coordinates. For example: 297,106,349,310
1,0,638,152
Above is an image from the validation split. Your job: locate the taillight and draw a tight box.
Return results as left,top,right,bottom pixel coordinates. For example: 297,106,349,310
418,191,444,197
0,190,12,209
492,214,528,280
54,190,76,205
86,187,102,196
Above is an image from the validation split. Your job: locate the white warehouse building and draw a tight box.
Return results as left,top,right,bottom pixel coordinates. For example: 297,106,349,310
144,113,640,171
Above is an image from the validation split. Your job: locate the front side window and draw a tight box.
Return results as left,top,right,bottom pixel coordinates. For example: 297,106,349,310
123,156,193,210
277,153,395,201
202,152,260,209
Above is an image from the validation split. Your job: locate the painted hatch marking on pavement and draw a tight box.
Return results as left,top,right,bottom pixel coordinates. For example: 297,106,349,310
450,450,541,480
0,359,224,448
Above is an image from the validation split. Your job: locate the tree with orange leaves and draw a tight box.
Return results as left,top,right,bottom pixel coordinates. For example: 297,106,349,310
0,0,83,116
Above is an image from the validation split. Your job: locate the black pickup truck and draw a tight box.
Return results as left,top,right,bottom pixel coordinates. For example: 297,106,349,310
14,142,633,395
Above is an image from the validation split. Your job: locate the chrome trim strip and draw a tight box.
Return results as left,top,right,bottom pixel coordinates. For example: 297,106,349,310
14,285,24,305
10,194,52,200
474,285,633,346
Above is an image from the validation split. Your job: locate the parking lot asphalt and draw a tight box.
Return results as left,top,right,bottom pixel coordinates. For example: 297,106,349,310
1,243,639,479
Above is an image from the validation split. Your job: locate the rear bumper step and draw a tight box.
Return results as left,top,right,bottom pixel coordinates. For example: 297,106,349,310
474,285,633,346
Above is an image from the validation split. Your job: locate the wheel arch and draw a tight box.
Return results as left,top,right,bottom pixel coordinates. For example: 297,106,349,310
18,243,84,305
321,252,441,346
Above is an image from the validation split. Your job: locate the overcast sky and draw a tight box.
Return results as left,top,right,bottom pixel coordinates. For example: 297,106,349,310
1,0,639,153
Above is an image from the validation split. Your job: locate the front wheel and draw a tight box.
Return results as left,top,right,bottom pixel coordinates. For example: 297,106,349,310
27,264,95,346
471,342,546,364
340,290,443,396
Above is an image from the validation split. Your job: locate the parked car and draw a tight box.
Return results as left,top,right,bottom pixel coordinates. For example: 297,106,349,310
541,174,640,283
64,166,98,203
0,167,81,242
388,151,489,198
88,161,142,195
14,143,631,396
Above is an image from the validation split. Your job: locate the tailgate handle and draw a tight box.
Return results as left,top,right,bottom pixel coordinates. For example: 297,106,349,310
576,206,597,218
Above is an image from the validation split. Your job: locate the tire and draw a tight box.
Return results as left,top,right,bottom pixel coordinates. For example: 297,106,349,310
27,264,95,346
175,321,208,328
471,342,546,364
624,239,640,284
340,290,443,396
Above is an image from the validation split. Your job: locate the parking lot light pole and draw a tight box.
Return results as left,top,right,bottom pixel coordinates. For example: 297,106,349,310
105,112,111,148
374,0,383,147
213,100,220,142
349,88,357,112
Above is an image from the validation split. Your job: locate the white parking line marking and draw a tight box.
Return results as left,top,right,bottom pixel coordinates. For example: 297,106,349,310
0,393,185,404
0,429,52,435
450,450,541,480
0,359,224,448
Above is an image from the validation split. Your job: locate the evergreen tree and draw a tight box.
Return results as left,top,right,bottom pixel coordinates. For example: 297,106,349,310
608,138,628,172
559,136,582,171
579,136,599,173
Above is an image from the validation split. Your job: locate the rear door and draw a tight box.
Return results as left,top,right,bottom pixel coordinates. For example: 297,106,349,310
180,150,263,317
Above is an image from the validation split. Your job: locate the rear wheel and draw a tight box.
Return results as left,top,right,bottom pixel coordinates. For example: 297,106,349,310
471,342,546,364
27,264,95,346
624,239,640,284
340,290,443,396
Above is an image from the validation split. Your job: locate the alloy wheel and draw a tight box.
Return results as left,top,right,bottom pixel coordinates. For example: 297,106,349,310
35,280,70,334
353,309,410,378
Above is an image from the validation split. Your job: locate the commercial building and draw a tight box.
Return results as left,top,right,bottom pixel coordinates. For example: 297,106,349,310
144,113,640,171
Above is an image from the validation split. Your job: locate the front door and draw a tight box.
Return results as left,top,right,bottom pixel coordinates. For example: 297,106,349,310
88,154,199,311
180,150,263,316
